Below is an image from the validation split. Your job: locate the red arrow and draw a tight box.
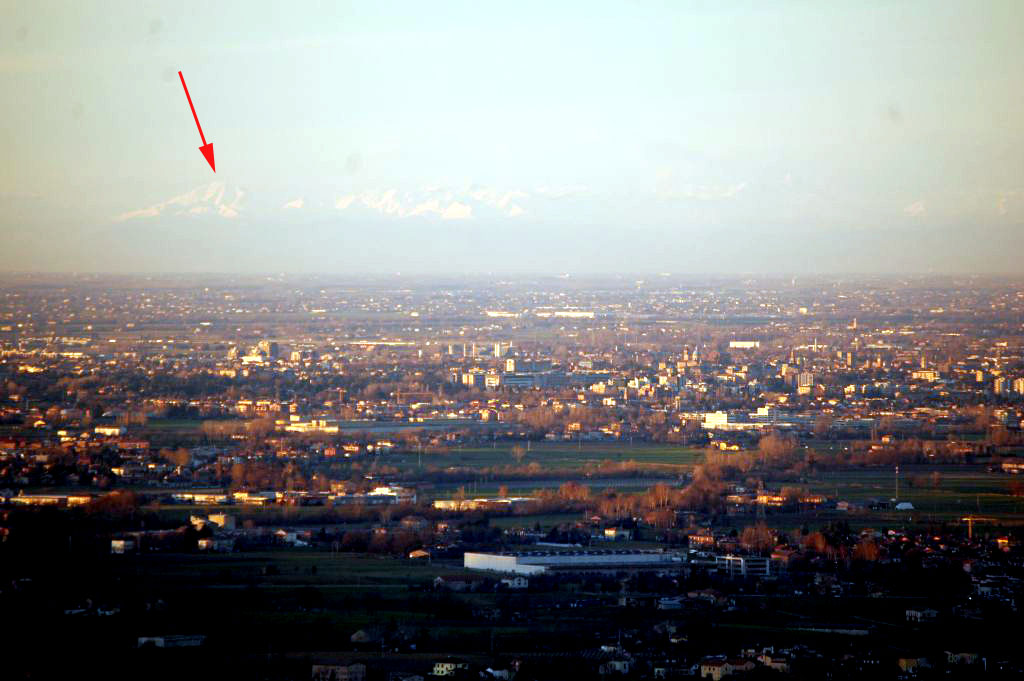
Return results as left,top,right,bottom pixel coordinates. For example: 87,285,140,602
178,71,216,172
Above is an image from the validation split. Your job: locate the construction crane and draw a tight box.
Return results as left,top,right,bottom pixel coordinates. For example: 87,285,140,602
961,515,997,541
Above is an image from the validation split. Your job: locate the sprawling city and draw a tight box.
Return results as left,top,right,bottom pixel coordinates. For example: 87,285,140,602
2,273,1024,678
5,1,1024,679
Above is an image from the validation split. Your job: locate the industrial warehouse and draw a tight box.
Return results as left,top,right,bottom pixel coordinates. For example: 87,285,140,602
463,549,683,575
464,550,779,578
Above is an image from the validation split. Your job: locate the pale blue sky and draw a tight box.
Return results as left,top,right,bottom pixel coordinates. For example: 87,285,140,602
2,1,1023,273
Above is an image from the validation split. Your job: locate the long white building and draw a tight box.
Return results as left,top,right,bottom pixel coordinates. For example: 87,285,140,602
464,549,682,575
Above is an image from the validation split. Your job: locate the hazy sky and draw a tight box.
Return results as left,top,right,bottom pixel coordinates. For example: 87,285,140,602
2,1,1023,273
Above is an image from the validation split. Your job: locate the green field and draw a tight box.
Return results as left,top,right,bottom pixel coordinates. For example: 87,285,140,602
130,550,466,587
388,441,704,471
802,466,1022,515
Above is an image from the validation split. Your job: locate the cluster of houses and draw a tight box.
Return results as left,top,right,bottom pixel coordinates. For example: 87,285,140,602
296,640,1000,680
109,511,325,554
166,484,417,507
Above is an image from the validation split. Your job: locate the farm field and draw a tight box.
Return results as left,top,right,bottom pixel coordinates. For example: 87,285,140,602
802,465,1024,518
385,441,705,471
128,550,463,587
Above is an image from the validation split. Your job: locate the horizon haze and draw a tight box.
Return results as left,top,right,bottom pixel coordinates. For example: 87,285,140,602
2,1,1023,273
